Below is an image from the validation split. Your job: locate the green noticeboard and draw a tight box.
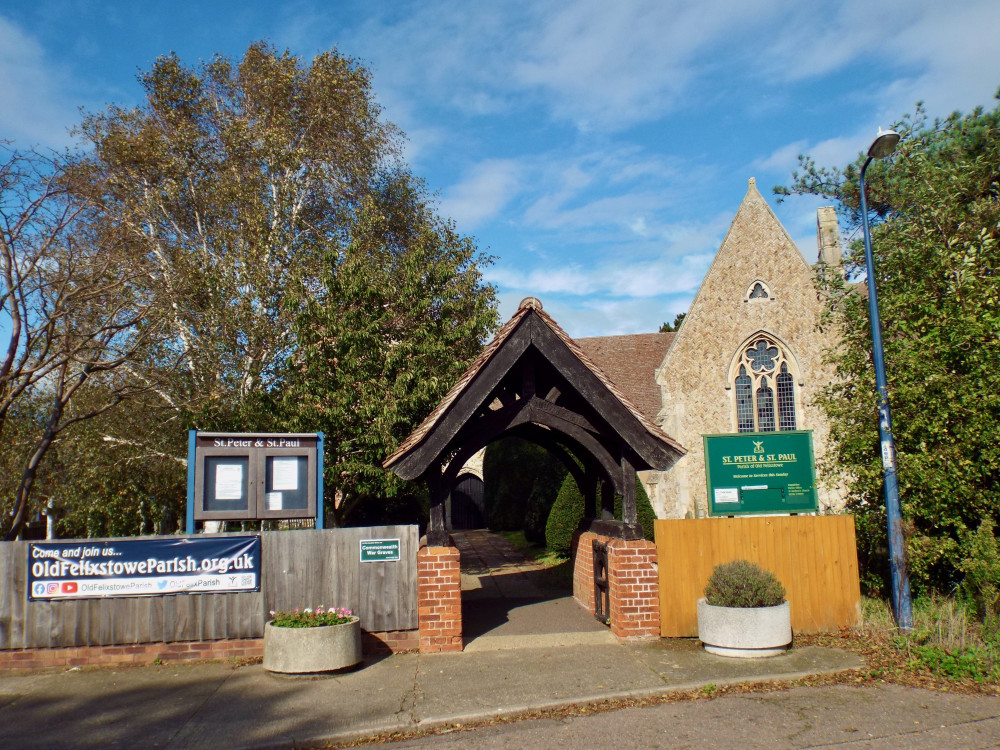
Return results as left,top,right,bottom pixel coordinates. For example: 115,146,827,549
704,431,818,516
359,538,401,562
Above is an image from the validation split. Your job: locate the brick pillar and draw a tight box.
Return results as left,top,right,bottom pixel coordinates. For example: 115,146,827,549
417,543,462,653
607,538,660,641
572,530,598,615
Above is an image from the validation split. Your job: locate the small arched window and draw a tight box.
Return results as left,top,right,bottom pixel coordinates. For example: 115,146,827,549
744,279,773,302
733,336,798,433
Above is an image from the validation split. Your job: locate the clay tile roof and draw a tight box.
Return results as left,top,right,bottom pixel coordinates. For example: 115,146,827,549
383,303,683,470
575,333,675,423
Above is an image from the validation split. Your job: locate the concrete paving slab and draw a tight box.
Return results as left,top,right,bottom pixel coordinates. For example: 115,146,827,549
410,643,667,724
463,595,606,638
627,641,865,690
0,641,879,750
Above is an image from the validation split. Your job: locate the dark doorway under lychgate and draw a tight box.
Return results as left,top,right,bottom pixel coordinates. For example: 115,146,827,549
449,474,486,530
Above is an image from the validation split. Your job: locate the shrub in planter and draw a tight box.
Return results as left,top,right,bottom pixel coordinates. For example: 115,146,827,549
698,560,791,658
704,560,786,608
263,606,362,673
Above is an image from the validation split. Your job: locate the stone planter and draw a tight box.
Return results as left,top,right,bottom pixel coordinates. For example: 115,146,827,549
697,598,791,658
263,617,362,673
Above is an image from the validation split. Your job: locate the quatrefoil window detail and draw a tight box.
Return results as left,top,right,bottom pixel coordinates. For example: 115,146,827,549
747,341,779,372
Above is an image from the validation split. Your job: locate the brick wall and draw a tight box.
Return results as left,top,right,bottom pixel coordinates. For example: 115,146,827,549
0,628,420,673
572,531,659,641
0,639,264,673
417,543,462,653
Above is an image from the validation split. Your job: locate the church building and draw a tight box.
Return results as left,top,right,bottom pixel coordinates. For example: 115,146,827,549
576,178,844,519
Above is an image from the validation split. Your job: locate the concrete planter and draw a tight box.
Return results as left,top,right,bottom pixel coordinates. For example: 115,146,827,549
263,617,362,673
697,598,791,658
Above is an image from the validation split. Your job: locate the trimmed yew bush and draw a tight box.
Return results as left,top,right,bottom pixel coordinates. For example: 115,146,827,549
544,474,657,554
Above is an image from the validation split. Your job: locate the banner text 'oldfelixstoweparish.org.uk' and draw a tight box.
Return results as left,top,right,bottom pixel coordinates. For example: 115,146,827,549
27,536,261,600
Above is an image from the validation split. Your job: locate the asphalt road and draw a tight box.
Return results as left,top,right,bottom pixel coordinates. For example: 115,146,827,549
374,684,1000,750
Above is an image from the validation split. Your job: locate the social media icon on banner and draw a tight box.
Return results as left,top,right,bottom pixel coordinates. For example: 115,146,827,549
61,582,78,594
33,583,46,597
46,583,59,594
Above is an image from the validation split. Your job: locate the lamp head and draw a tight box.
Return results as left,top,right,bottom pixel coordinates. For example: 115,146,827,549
868,128,900,159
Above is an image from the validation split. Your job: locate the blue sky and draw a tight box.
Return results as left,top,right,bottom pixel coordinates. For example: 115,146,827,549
3,1,999,337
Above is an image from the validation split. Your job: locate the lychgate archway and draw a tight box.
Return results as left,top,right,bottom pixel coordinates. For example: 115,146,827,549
383,298,685,652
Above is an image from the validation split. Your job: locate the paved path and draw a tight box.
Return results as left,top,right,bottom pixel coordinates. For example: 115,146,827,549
0,641,867,750
453,530,615,650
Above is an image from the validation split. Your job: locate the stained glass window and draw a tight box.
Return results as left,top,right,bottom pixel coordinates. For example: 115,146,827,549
749,282,768,299
736,366,754,433
777,363,796,430
756,382,776,431
732,336,798,433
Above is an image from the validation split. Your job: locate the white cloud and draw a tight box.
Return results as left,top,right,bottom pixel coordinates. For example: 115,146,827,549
486,228,718,300
0,16,80,148
438,159,523,229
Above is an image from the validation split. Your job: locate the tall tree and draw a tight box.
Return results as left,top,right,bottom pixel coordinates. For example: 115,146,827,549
73,42,400,427
1,146,167,539
776,96,1000,593
281,174,497,524
64,43,496,528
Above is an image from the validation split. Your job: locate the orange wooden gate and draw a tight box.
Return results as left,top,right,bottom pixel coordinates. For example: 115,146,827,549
654,515,862,637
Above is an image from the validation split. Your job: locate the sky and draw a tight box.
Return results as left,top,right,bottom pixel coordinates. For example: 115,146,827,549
3,0,999,338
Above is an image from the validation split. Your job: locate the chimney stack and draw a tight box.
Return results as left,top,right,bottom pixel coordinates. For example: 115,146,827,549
816,206,841,267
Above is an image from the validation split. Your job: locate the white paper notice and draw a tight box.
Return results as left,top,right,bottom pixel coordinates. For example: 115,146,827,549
271,458,299,491
215,464,244,500
714,487,739,504
266,491,283,510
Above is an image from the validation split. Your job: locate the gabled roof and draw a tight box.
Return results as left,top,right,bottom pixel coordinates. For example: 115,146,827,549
576,333,674,422
383,298,684,478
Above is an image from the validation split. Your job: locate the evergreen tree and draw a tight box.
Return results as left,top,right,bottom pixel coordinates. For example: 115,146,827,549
776,95,1000,593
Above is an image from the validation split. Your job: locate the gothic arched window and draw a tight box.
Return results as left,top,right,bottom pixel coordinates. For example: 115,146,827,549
733,336,798,433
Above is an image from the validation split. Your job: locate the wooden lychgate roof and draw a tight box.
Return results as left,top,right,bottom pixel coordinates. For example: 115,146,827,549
384,298,685,484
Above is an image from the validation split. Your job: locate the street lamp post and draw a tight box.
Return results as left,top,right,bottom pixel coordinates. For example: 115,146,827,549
858,128,913,631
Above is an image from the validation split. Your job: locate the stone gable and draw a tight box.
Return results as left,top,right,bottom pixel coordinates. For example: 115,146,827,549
649,178,840,518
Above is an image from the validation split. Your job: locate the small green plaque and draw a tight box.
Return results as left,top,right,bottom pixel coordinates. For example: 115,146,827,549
359,538,401,562
704,431,818,516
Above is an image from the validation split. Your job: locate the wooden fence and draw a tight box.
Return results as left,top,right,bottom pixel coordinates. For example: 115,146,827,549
654,516,861,637
0,525,418,651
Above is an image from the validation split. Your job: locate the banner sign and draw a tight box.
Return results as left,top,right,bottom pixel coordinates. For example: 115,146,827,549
28,536,261,601
359,538,401,562
704,431,818,516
